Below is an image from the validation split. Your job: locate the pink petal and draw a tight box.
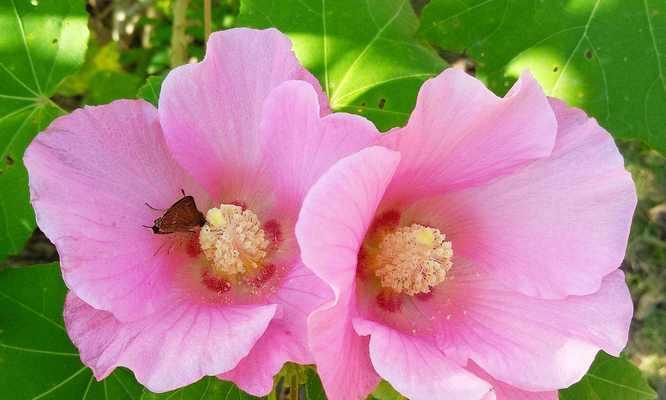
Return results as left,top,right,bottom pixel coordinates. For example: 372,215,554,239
469,362,558,400
413,98,636,298
269,263,332,358
296,147,401,399
218,321,304,396
308,291,378,400
380,69,556,204
159,28,328,200
220,264,331,396
259,80,380,218
24,100,209,321
64,293,276,393
353,319,493,400
296,146,400,292
434,263,632,391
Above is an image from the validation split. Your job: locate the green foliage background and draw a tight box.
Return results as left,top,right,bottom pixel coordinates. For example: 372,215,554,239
1,0,665,398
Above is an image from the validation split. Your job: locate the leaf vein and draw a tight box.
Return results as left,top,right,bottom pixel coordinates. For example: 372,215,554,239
330,0,408,103
550,0,601,96
0,288,67,332
586,373,656,396
31,366,88,400
10,0,42,94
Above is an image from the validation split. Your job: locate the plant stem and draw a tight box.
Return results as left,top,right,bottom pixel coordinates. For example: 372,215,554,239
170,0,191,67
289,374,298,400
204,0,212,42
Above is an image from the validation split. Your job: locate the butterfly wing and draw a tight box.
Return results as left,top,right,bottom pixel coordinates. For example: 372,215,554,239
156,196,206,233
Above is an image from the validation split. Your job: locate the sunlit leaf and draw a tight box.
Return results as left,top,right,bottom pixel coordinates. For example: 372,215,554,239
239,0,445,130
0,0,88,260
559,352,657,399
421,0,666,154
0,263,143,399
57,41,126,97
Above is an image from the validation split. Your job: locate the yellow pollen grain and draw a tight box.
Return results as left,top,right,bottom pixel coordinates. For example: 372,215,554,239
199,204,269,276
374,224,453,296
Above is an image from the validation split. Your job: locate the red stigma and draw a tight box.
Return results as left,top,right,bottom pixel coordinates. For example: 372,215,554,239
376,289,402,312
230,200,247,210
202,271,231,293
263,219,282,250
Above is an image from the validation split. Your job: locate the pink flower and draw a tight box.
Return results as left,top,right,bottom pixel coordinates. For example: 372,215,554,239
296,69,636,399
24,28,380,394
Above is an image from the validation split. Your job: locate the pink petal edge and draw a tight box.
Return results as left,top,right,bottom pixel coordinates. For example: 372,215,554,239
380,69,556,204
297,146,401,399
64,293,276,393
354,319,494,400
159,28,329,201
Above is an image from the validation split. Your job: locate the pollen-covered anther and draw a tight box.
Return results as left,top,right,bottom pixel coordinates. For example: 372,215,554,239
374,224,453,296
199,204,270,275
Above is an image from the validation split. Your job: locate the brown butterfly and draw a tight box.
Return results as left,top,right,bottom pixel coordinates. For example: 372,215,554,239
144,190,206,234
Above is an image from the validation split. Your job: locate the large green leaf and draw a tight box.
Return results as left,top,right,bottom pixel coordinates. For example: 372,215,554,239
238,0,445,130
420,0,666,153
0,263,143,399
140,377,261,400
0,0,88,260
559,352,657,399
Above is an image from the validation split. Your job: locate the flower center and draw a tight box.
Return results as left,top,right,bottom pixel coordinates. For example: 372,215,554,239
199,204,270,276
373,224,453,295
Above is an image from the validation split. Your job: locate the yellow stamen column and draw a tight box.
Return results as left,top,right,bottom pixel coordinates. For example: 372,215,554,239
374,224,453,295
199,204,269,276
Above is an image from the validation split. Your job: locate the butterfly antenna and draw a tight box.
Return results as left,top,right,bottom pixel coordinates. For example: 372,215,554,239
145,202,165,211
180,188,186,196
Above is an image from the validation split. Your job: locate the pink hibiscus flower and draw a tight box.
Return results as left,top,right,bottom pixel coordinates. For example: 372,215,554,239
296,69,636,399
24,28,380,394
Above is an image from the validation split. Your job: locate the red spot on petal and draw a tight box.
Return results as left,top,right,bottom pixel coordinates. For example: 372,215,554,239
202,271,231,293
263,219,282,250
356,251,370,280
376,289,402,312
415,290,434,301
186,234,201,257
249,263,276,288
372,210,401,232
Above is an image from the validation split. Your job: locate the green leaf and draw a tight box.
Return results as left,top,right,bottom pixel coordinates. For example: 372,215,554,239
140,377,262,400
239,0,445,130
420,0,666,154
0,263,143,399
559,352,657,400
303,367,326,400
0,0,89,260
368,380,402,400
84,71,141,106
137,75,166,106
57,41,126,97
